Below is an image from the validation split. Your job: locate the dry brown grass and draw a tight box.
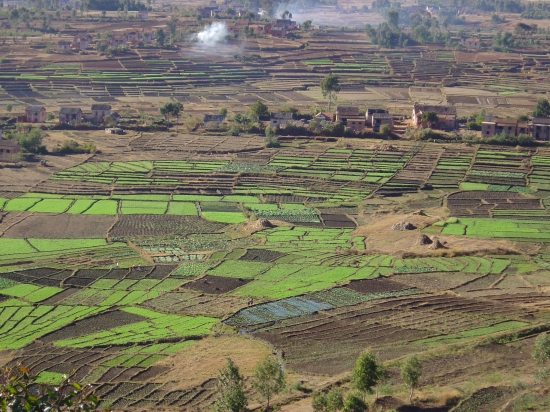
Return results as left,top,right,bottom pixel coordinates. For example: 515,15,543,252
351,212,519,257
158,335,272,390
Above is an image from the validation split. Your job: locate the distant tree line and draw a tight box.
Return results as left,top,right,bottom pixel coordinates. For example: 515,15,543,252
82,0,147,11
452,0,524,13
521,2,550,19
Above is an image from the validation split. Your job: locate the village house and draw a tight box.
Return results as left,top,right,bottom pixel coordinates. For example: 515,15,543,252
335,105,360,122
106,34,127,47
105,127,124,134
198,6,219,17
270,112,293,128
412,104,457,129
372,113,394,133
59,107,83,124
366,108,387,127
264,19,297,38
531,118,550,141
481,117,519,137
56,40,71,51
346,116,366,132
129,10,149,19
73,34,92,50
203,114,224,125
126,31,139,42
91,104,111,121
460,36,481,49
314,112,333,122
24,105,46,123
0,136,20,161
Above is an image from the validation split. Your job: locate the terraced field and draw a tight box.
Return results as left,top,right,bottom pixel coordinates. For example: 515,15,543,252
4,138,550,409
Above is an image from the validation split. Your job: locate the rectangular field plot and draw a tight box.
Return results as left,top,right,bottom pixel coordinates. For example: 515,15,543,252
432,218,550,241
53,307,217,348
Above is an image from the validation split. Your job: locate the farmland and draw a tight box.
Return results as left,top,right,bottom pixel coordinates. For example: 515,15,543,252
3,139,550,410
3,3,550,411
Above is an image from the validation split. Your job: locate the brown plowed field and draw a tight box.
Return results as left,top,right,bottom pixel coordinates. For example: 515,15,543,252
183,275,251,294
2,213,116,239
109,215,227,237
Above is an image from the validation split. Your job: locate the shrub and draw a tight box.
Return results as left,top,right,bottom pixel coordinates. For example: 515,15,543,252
228,126,240,136
53,140,97,154
0,366,99,412
17,127,46,154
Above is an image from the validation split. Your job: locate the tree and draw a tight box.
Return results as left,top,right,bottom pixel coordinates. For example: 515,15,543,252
159,102,172,123
401,356,422,404
387,9,399,27
326,387,344,412
491,13,504,23
5,103,12,112
282,10,292,19
421,111,439,127
412,25,431,42
342,392,366,412
302,20,312,30
155,28,165,46
380,124,391,137
166,16,178,38
533,98,550,117
0,366,98,412
219,107,228,119
248,100,269,119
352,350,381,401
252,355,285,410
213,358,247,412
171,102,183,130
312,391,327,412
18,128,45,154
312,388,344,412
320,74,340,111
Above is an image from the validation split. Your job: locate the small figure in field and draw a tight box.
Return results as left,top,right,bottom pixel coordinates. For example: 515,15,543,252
247,297,252,306
280,350,285,360
116,262,119,268
138,264,142,271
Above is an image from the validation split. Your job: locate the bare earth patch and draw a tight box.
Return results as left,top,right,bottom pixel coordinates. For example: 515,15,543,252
159,335,271,390
353,213,518,256
2,213,116,238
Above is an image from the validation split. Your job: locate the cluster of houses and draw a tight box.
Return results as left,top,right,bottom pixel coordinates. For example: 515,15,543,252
266,104,461,133
482,116,550,140
56,34,93,51
267,105,395,133
198,0,252,18
21,104,120,125
104,28,158,48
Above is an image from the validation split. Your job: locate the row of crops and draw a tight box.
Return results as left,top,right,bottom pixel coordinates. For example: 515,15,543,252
0,193,325,224
40,147,550,205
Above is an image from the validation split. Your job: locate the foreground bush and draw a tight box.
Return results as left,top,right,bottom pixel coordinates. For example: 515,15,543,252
0,366,98,412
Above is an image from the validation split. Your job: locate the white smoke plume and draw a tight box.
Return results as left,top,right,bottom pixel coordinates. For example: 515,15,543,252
196,22,228,47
